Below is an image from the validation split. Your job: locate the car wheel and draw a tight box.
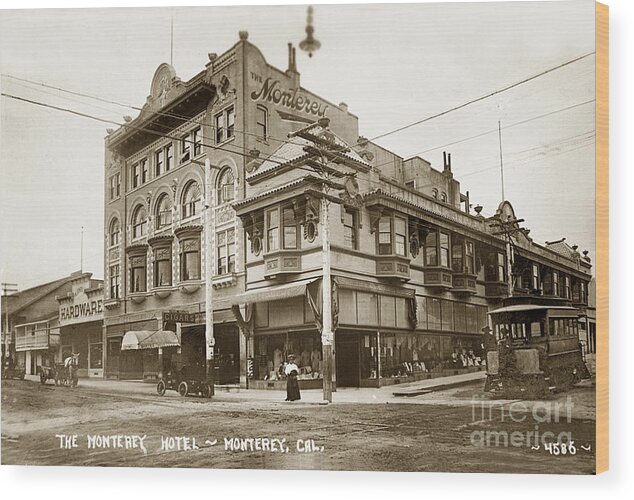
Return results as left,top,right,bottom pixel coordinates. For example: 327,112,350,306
157,380,166,396
202,383,213,398
178,381,189,397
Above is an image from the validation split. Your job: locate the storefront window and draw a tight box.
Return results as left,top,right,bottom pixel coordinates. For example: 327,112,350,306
427,297,441,330
360,334,378,379
89,331,103,370
253,332,322,381
379,334,449,378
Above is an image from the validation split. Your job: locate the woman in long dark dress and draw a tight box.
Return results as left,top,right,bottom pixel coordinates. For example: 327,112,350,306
284,354,301,401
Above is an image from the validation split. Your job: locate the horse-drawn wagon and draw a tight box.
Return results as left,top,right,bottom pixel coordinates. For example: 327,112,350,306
39,353,79,387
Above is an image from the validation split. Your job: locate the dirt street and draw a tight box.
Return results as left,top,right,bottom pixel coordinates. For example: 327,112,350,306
1,379,596,473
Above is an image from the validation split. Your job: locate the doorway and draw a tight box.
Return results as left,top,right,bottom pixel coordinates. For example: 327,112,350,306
335,335,360,387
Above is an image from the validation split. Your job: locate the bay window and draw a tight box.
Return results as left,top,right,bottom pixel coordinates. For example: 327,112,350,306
282,206,297,249
425,232,437,266
497,252,505,282
425,230,450,268
532,263,540,290
451,240,475,274
266,208,279,252
378,216,392,255
394,216,407,256
439,232,450,267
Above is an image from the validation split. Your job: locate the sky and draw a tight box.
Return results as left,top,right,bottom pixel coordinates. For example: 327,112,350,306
0,0,596,290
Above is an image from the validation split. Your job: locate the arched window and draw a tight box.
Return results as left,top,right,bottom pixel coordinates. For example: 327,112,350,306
432,188,438,199
132,205,147,239
155,194,172,229
217,168,235,204
181,181,202,219
109,218,120,246
440,192,448,203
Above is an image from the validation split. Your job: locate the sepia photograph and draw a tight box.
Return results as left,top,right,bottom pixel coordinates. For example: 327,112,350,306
0,0,605,476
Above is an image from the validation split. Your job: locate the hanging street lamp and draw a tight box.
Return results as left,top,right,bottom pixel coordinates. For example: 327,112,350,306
299,6,321,58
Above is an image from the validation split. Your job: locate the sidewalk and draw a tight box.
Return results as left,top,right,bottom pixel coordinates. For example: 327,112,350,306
24,370,486,405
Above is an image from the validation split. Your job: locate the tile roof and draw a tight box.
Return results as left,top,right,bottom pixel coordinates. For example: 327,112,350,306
545,239,579,260
247,125,370,181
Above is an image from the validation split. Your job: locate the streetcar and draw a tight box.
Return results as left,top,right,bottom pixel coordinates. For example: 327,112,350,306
485,302,590,397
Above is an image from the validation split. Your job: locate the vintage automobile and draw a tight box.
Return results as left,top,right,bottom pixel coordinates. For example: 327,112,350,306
157,363,213,398
485,302,590,397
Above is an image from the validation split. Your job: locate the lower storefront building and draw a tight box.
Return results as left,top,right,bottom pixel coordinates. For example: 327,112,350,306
104,306,242,384
57,273,104,378
14,318,60,376
233,277,488,389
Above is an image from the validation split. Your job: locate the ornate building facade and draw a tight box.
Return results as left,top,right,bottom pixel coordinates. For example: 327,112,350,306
103,33,592,388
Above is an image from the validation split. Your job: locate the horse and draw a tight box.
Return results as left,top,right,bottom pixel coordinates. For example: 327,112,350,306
61,353,79,387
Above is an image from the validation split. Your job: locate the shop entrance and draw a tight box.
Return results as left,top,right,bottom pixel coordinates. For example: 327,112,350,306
335,334,360,387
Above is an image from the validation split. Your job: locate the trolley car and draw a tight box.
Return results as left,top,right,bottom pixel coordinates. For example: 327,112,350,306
485,303,590,397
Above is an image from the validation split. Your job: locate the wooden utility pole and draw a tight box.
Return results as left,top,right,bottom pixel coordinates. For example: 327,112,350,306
204,158,215,395
320,189,333,403
1,282,18,358
490,217,525,297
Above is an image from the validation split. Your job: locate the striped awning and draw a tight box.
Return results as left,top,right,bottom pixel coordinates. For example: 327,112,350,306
121,330,180,351
230,279,316,306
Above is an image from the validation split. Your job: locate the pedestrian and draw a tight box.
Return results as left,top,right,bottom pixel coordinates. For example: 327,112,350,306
284,354,301,402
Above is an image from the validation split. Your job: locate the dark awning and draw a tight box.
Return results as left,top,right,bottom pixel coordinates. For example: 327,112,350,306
121,330,180,351
230,279,316,306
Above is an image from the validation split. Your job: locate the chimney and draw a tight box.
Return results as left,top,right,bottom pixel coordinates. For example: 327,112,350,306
443,152,452,173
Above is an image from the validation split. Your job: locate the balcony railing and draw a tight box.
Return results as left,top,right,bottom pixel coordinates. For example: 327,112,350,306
15,331,59,352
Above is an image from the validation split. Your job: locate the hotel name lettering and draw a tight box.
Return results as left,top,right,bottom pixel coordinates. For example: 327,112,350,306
250,76,328,117
60,300,103,322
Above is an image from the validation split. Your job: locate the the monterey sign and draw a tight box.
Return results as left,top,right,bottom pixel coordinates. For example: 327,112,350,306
251,78,328,118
